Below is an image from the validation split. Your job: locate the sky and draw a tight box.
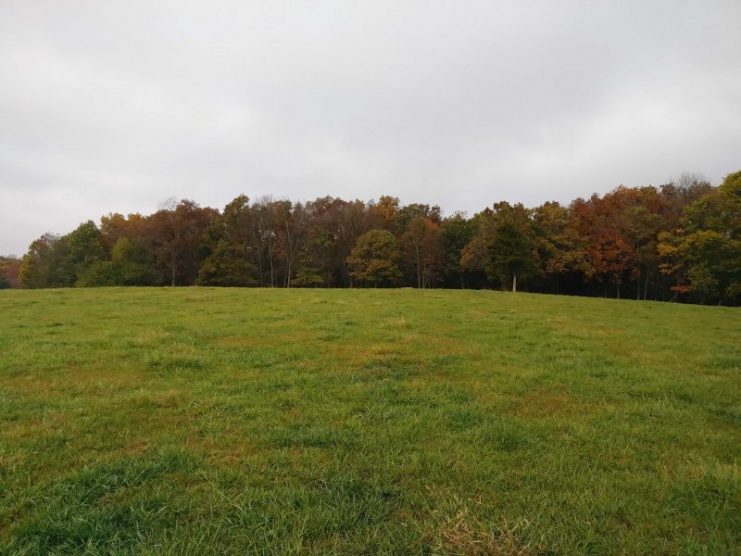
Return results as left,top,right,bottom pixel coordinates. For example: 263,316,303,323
1,1,740,256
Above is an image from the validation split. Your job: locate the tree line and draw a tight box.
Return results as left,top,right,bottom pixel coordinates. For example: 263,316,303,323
5,171,739,305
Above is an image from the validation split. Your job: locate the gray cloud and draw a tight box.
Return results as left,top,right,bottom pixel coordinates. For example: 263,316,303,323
1,0,740,255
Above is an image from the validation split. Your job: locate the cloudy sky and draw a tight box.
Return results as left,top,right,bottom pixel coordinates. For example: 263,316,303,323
1,1,740,256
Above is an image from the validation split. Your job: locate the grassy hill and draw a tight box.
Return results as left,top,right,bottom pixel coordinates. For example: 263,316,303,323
0,288,738,554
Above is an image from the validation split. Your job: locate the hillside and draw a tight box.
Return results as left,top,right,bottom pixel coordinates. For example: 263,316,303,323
0,288,738,554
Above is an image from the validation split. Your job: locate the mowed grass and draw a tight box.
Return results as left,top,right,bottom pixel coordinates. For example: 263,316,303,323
0,288,738,555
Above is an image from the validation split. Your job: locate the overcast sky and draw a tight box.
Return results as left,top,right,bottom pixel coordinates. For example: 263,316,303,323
1,1,740,256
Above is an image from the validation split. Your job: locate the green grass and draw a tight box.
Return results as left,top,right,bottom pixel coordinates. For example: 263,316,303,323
0,288,739,555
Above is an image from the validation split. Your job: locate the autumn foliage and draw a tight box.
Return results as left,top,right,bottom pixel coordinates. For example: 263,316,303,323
14,172,741,305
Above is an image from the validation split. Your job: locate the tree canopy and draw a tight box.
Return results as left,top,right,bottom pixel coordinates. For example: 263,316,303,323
13,171,740,305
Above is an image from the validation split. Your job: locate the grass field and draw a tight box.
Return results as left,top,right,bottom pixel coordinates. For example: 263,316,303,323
0,288,739,554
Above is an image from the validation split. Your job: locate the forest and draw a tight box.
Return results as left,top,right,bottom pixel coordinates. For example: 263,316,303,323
4,171,739,305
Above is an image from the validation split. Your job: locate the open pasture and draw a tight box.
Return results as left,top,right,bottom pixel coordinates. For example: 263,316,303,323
0,288,739,554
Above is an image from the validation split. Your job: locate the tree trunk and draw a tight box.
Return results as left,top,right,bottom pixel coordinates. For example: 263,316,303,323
415,242,421,289
268,242,274,288
285,222,293,288
256,244,264,286
512,273,517,293
170,249,177,287
644,273,649,300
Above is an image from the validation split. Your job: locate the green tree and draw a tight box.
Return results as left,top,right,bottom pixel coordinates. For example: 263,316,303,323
441,213,478,288
466,203,539,292
65,221,107,286
198,196,258,287
111,237,157,285
531,201,578,293
20,234,74,288
347,229,402,287
658,171,741,304
197,240,256,286
75,261,120,287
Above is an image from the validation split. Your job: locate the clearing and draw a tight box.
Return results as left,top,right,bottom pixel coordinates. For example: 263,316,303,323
0,288,739,554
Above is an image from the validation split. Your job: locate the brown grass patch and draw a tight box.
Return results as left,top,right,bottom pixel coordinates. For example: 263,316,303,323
433,508,541,555
508,391,589,418
1,411,71,442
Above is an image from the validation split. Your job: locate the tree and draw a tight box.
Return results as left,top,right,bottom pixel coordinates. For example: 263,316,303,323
302,197,372,287
271,200,300,288
395,203,424,285
492,203,540,292
441,213,478,288
197,240,257,286
465,203,539,292
19,234,74,288
198,195,259,287
400,214,444,288
100,212,148,252
347,229,402,287
659,171,741,304
0,256,21,288
111,237,157,285
531,202,578,293
13,170,740,305
148,200,217,286
568,194,634,298
65,221,106,285
368,195,400,232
